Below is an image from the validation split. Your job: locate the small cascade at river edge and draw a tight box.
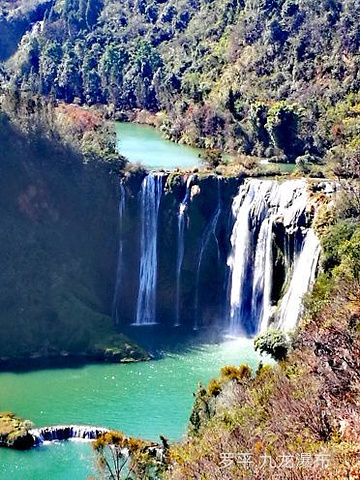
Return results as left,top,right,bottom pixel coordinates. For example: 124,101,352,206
113,174,321,336
30,426,109,445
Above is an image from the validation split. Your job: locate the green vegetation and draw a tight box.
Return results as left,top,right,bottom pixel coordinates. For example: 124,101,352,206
0,94,145,364
254,328,290,361
93,430,168,479
1,0,358,167
0,90,127,166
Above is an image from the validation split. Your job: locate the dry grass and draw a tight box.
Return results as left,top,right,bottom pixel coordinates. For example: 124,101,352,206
166,280,360,480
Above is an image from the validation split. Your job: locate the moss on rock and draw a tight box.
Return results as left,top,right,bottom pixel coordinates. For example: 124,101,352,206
0,413,34,450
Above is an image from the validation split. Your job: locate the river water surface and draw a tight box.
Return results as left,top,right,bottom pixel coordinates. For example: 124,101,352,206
0,339,264,479
116,122,202,169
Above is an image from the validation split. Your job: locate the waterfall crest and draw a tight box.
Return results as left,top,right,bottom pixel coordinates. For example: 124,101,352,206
135,173,163,325
227,179,311,336
175,175,194,327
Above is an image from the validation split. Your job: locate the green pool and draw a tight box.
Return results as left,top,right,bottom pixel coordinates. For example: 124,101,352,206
0,338,264,479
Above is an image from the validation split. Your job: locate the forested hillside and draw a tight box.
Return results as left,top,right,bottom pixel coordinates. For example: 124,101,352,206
0,0,51,61
2,0,359,163
0,94,146,365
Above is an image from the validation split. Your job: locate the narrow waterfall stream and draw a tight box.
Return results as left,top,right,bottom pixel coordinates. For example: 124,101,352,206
135,173,164,325
112,183,126,325
277,229,321,331
194,177,222,330
252,217,273,332
227,181,271,336
175,175,194,327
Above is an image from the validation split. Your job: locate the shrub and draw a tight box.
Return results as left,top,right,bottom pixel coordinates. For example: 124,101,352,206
220,364,252,382
208,379,222,397
254,329,290,361
320,220,356,272
200,149,223,168
334,228,360,282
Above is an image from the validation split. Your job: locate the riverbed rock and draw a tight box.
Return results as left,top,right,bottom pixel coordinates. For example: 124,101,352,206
0,413,34,450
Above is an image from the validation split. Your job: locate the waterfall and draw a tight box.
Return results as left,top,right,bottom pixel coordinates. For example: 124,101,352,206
258,216,274,333
135,173,163,325
112,183,126,324
30,425,109,445
114,173,321,333
228,181,273,335
194,177,222,330
277,229,320,331
252,217,273,333
227,179,310,336
175,175,194,327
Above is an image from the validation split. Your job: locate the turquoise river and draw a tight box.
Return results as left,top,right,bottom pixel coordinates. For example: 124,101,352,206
0,339,265,479
116,122,202,169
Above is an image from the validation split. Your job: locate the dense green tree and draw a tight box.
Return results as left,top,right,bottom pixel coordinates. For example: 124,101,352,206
57,47,82,101
39,41,62,94
249,102,270,148
265,102,302,159
99,44,128,105
1,0,359,162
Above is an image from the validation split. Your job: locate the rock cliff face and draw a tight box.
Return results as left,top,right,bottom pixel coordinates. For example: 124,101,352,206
0,115,147,363
115,172,317,338
116,171,242,333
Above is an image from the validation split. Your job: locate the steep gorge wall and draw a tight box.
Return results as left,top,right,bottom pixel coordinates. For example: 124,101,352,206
0,116,123,361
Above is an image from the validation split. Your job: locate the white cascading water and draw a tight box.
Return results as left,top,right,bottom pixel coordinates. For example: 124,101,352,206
175,175,194,327
258,216,274,333
228,179,311,336
194,177,222,330
252,217,273,332
134,173,163,325
277,228,320,331
30,425,109,445
112,183,126,324
228,181,273,335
